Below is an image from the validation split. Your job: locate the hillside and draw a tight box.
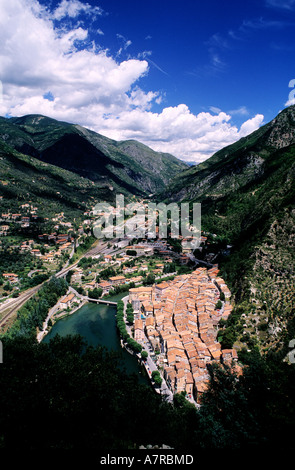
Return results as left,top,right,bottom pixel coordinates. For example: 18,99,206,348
159,105,295,354
0,138,115,219
0,115,187,196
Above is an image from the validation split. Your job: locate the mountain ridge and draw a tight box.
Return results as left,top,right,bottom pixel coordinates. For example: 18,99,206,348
0,114,188,196
157,105,295,354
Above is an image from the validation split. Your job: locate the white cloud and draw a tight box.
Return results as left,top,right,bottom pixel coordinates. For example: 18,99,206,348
0,0,265,164
239,114,264,137
285,79,295,106
266,0,295,10
52,0,103,20
285,98,295,106
228,106,249,116
96,106,264,163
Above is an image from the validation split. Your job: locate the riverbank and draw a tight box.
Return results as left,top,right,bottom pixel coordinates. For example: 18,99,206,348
37,298,87,342
119,295,174,402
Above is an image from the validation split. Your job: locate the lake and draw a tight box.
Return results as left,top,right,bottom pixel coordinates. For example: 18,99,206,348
43,292,149,385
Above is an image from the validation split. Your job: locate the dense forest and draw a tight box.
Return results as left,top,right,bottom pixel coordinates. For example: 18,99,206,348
0,332,294,451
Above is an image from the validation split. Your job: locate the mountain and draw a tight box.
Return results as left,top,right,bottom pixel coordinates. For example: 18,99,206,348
0,137,115,219
159,105,295,354
0,115,187,196
160,105,295,241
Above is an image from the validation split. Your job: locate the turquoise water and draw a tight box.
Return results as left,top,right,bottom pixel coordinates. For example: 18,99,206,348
43,292,149,384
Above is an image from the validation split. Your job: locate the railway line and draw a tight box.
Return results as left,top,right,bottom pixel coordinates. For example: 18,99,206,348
0,237,131,332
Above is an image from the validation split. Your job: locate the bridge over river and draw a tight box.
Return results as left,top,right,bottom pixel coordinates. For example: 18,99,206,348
83,296,117,306
67,286,118,306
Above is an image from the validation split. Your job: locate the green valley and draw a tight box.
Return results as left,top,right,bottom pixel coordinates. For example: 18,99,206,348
159,105,295,357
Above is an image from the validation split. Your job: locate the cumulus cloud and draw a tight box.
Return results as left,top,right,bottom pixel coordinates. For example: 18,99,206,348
52,0,103,20
239,114,264,137
0,0,265,163
285,79,295,106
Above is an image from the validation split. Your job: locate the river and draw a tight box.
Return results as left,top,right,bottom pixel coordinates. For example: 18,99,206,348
43,292,150,385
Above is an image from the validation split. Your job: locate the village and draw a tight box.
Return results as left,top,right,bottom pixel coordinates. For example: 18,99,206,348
127,266,240,404
0,199,241,406
0,198,209,308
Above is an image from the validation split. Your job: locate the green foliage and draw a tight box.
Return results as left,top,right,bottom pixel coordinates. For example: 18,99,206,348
3,276,68,339
0,248,35,278
0,114,187,203
151,370,162,386
98,266,116,280
24,273,49,288
196,350,295,449
126,337,142,353
143,273,155,285
141,350,148,360
88,287,103,299
126,249,137,256
0,334,294,450
215,300,222,310
0,335,180,449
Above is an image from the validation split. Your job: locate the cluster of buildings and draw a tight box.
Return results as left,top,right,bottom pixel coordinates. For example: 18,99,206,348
70,245,175,296
128,266,240,403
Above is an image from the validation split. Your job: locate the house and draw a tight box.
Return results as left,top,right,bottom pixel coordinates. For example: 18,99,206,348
71,268,83,283
131,275,143,284
31,249,41,257
3,273,19,284
109,275,126,286
221,349,238,364
20,243,30,252
97,280,112,295
84,280,96,290
155,263,164,270
0,225,9,235
140,264,149,271
129,286,153,306
141,300,153,316
59,293,76,310
155,281,170,300
57,233,69,241
41,254,54,263
122,266,137,275
133,245,148,255
179,255,190,265
134,319,144,343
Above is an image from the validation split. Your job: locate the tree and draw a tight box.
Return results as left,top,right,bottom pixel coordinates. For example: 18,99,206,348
151,370,162,386
126,250,137,256
215,300,222,310
141,350,148,361
88,287,103,299
219,327,236,349
143,273,155,286
126,311,134,324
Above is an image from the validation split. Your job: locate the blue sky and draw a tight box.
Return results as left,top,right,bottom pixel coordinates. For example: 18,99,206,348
0,0,294,162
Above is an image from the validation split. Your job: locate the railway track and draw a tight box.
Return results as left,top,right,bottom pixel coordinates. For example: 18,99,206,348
0,284,42,328
0,238,111,330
